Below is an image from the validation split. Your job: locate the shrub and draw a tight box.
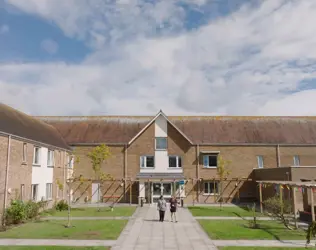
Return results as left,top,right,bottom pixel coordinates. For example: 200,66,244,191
24,200,40,219
5,200,26,225
55,200,69,211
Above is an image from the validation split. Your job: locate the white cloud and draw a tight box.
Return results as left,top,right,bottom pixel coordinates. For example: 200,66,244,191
41,39,59,55
0,25,10,34
2,0,316,116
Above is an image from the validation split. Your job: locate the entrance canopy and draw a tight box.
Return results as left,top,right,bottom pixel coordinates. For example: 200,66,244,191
136,172,185,181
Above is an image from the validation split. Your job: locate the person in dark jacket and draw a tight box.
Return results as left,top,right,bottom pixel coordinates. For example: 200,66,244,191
169,196,179,222
157,195,167,222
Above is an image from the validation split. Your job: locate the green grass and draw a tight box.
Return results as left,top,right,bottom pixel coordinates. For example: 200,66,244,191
220,248,307,250
198,220,306,240
0,220,127,240
189,206,264,217
0,247,109,250
42,207,136,217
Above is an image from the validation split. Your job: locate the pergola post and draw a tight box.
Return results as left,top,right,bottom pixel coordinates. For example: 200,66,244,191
292,186,298,229
129,179,132,205
310,187,315,221
259,183,263,213
279,184,283,214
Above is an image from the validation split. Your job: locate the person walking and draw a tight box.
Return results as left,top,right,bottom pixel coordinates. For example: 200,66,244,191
169,196,178,222
157,195,167,222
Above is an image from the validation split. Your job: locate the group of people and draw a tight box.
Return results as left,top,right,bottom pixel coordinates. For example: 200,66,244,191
157,195,179,222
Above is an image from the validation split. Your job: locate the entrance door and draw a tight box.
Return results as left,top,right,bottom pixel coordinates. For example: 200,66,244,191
152,182,172,203
92,183,100,203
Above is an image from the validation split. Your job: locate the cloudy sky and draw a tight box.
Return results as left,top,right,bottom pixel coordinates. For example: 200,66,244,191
1,0,316,116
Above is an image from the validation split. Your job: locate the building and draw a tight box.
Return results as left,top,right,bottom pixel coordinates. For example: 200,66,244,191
0,103,72,216
37,110,316,209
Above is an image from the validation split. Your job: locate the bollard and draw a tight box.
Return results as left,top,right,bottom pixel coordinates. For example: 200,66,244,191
141,198,144,207
181,199,184,207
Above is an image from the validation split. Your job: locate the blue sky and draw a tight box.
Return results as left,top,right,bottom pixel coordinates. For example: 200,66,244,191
1,0,316,116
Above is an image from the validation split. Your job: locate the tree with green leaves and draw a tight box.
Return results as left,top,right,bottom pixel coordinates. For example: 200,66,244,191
87,144,112,211
216,155,231,210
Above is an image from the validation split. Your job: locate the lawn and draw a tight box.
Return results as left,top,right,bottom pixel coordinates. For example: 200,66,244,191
189,206,264,217
198,220,306,240
0,220,127,240
0,247,109,250
220,248,307,250
42,206,136,217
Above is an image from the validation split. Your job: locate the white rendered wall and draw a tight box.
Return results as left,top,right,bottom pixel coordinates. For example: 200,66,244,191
31,147,54,201
139,182,145,197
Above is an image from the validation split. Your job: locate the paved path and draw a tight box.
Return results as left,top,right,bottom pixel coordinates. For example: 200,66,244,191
196,216,274,220
41,216,131,220
213,240,314,247
112,206,218,250
0,239,116,247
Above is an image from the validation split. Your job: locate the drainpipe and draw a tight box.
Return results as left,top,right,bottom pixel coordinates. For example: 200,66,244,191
2,135,11,225
196,144,200,203
277,144,281,167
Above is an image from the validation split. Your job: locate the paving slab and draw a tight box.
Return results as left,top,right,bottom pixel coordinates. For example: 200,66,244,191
111,206,218,250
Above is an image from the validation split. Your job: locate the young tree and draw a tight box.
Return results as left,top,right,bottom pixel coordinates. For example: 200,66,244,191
87,144,112,211
216,155,231,210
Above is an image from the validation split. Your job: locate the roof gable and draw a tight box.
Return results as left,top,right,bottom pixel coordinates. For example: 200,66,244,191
128,110,193,145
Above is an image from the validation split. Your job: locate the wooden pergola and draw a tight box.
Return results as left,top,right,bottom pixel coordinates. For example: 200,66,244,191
257,180,316,224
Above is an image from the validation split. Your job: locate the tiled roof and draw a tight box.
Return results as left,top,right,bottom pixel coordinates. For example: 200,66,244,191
37,115,316,145
0,103,70,150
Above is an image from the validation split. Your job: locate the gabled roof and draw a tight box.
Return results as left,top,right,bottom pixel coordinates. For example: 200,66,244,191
0,103,70,150
128,110,193,145
37,114,316,145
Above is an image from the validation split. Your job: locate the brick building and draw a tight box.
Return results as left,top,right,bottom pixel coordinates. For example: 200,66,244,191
37,110,316,209
0,103,72,216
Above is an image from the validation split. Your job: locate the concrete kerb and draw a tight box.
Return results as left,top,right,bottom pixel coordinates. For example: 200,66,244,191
0,239,116,246
41,216,131,220
212,240,315,248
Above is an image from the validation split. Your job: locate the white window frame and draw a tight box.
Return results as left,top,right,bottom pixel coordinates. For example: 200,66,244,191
20,184,25,200
257,155,264,168
168,156,182,168
140,156,155,168
293,155,300,166
31,184,38,201
203,182,219,195
155,137,167,150
22,143,27,162
46,183,53,200
203,154,218,168
47,150,54,167
33,147,41,165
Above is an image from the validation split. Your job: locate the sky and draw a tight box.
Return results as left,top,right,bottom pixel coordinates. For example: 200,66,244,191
1,0,316,116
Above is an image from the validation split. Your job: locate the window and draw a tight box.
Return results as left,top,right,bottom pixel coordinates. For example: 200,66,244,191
257,155,264,168
33,147,41,165
46,183,53,200
140,156,154,168
47,150,54,167
169,156,182,168
22,143,27,162
155,137,167,150
203,154,218,168
293,155,300,166
31,184,38,201
20,184,25,200
204,182,219,195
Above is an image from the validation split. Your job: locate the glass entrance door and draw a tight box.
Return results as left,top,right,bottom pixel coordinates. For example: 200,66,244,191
152,182,172,203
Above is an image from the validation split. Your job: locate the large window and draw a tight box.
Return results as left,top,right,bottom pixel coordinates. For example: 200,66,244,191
293,155,300,166
33,147,41,165
22,143,27,162
31,184,38,201
203,154,218,168
47,150,54,167
46,183,53,200
169,156,182,168
140,156,155,168
155,137,167,150
257,155,264,168
204,182,219,195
